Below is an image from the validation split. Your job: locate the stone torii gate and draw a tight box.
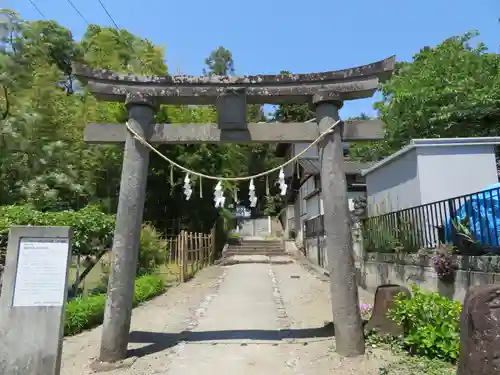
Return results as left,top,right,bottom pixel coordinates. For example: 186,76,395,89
74,56,395,363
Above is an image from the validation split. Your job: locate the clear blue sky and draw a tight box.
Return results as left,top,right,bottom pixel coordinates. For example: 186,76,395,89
6,0,500,118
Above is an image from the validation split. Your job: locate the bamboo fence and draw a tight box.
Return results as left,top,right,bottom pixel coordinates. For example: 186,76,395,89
166,227,216,282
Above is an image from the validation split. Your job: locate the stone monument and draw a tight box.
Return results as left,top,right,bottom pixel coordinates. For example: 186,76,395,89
0,226,72,375
365,284,410,336
457,284,500,375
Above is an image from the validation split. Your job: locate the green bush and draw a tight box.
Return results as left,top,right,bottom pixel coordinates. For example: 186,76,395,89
133,274,165,305
388,284,461,362
64,274,165,336
0,204,115,256
95,224,167,290
137,224,167,276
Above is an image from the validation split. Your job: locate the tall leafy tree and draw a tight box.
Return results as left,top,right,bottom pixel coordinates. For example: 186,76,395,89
272,70,314,122
351,32,500,161
203,46,234,76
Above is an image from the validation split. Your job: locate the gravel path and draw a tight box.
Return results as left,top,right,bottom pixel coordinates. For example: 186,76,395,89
61,257,397,375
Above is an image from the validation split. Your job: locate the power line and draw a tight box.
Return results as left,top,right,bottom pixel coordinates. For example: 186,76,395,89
65,0,90,25
96,0,120,30
27,0,46,19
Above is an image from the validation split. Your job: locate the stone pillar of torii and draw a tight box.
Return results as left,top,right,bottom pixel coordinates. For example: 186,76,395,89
74,56,396,365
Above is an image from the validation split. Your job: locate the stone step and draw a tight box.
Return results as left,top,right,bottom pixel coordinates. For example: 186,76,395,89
224,251,286,256
227,245,283,250
231,240,282,246
225,248,285,252
226,249,283,254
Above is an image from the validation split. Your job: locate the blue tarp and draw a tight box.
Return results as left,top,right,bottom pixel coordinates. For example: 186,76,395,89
444,183,500,249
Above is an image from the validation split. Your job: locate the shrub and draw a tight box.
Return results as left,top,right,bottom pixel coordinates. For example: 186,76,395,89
137,224,167,276
133,274,165,305
433,243,456,281
64,274,165,336
388,284,461,362
0,204,115,257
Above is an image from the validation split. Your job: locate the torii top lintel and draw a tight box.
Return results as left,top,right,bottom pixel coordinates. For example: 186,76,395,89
73,56,396,105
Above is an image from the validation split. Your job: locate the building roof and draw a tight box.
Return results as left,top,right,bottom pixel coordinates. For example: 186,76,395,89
299,157,374,176
275,142,351,157
361,137,500,176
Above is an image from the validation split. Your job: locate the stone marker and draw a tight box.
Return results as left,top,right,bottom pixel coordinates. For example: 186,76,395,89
0,226,72,375
457,284,500,375
365,284,410,336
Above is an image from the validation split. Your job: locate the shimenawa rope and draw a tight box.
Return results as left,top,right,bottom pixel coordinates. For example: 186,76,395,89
125,119,341,182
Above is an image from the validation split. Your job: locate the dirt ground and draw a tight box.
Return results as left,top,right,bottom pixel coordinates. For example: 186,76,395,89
61,256,400,375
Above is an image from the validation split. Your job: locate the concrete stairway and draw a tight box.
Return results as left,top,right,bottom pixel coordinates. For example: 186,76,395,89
220,238,292,264
224,239,284,256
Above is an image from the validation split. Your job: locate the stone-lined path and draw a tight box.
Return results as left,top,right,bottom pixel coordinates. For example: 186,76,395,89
61,257,396,375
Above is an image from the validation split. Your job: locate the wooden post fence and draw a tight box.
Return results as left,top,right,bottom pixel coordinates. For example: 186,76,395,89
167,228,216,283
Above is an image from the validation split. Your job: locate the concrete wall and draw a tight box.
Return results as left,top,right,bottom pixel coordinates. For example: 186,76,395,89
417,144,498,204
239,218,271,237
366,149,420,215
301,220,500,304
359,252,500,303
298,213,500,305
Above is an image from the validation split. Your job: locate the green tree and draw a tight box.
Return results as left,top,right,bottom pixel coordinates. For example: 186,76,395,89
203,46,234,76
0,10,285,235
273,71,314,122
352,32,500,161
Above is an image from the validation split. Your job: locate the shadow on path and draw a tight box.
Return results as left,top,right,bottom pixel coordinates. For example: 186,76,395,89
127,324,337,358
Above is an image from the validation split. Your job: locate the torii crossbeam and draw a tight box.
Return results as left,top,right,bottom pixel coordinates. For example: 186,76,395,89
74,55,395,365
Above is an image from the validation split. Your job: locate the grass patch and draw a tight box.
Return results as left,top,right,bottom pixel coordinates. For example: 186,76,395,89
378,355,456,375
64,257,209,336
365,330,457,375
64,274,165,336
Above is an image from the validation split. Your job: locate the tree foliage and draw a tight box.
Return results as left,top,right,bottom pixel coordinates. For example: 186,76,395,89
203,46,234,76
0,9,282,234
351,32,500,161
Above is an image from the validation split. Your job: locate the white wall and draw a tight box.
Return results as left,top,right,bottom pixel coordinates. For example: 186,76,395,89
417,145,498,204
366,149,421,216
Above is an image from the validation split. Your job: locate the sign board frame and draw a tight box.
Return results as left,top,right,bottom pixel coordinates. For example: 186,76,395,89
0,226,72,375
